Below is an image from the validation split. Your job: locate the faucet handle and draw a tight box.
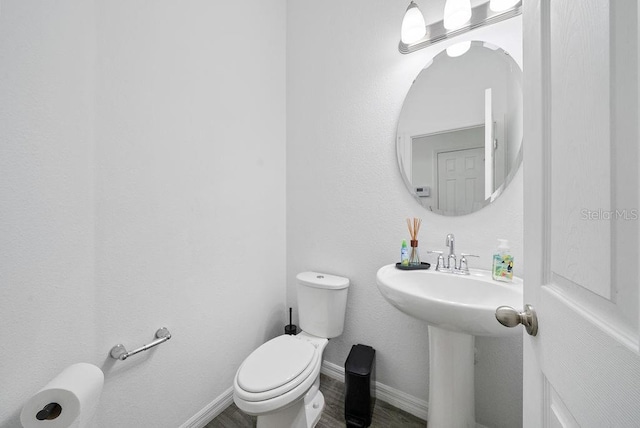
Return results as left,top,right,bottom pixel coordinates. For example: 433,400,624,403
427,250,446,272
458,253,479,274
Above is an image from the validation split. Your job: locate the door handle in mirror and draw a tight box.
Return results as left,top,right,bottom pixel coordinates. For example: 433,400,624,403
495,304,538,336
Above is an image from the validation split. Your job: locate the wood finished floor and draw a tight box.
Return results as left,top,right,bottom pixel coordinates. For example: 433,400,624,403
205,374,426,428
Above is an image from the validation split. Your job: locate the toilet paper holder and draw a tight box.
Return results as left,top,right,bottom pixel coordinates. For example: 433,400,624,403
36,402,62,420
110,327,171,360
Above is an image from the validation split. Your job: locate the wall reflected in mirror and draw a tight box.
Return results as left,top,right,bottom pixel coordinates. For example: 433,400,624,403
397,41,522,216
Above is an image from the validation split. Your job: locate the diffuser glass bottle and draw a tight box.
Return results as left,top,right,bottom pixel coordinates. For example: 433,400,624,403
407,218,422,266
409,240,420,265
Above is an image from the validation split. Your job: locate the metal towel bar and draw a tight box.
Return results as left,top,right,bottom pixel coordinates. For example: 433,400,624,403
110,327,171,360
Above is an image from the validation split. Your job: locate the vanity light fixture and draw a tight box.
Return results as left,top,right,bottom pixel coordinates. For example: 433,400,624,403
444,0,472,30
399,0,522,54
401,1,427,44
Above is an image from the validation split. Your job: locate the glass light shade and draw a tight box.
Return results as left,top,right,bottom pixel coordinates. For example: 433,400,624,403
489,0,520,12
443,0,472,30
401,1,426,44
446,41,471,57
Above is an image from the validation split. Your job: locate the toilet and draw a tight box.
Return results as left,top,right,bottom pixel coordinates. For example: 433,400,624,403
233,271,350,428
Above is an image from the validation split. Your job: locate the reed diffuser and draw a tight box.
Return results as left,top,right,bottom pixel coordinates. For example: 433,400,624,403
406,217,422,265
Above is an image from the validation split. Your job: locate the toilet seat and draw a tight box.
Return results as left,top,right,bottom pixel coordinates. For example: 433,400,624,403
234,335,319,403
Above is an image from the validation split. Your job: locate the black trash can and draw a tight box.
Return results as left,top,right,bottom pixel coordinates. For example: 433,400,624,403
344,344,376,427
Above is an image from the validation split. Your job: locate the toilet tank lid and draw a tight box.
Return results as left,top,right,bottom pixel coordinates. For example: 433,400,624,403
297,272,350,290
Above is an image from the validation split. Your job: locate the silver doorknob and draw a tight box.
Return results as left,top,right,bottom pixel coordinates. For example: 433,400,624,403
495,304,538,336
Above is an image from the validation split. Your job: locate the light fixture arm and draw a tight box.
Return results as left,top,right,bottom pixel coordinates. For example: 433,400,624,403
399,1,521,54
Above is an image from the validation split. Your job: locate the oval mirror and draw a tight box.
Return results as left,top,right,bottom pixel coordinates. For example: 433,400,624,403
397,41,522,216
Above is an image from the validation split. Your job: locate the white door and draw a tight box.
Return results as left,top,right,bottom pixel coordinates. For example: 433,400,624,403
522,0,640,426
437,147,485,213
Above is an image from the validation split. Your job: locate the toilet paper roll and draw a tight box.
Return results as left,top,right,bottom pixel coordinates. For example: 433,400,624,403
21,363,104,428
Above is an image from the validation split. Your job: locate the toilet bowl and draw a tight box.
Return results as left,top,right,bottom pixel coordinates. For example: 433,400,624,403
233,272,349,428
233,332,328,427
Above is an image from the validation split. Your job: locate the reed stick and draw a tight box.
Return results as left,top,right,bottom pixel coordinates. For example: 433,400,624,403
406,217,422,241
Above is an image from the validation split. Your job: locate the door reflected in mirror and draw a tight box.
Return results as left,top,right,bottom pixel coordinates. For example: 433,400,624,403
397,41,522,216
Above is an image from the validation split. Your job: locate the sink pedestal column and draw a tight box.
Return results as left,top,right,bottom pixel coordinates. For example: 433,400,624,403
428,326,475,428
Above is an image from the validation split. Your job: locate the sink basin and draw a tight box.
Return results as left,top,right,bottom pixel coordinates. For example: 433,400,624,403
376,263,523,336
376,263,524,428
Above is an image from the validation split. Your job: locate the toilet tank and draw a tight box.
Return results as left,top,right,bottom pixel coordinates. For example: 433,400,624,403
296,272,349,338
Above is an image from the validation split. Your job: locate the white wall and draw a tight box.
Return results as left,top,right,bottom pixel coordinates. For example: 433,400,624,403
0,1,286,427
0,2,99,425
287,2,523,427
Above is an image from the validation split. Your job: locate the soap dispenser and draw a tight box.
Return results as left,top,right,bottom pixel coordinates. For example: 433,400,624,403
492,239,514,282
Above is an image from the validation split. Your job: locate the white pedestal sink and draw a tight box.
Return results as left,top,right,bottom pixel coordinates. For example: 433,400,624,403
376,264,523,428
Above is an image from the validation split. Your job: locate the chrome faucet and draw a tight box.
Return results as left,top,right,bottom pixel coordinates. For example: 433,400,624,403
430,234,478,274
446,234,456,270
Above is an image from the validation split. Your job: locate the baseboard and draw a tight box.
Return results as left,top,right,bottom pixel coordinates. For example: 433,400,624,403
320,360,346,383
320,361,429,421
182,364,491,428
179,386,234,428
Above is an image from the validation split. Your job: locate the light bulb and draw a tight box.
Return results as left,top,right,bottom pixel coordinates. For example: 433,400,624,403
444,0,472,30
401,1,426,44
446,41,471,57
489,0,520,12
